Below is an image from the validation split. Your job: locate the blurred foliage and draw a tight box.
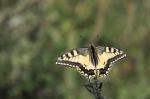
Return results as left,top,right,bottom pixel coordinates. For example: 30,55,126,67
0,0,150,99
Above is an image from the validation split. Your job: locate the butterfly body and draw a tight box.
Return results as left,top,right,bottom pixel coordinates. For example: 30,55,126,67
56,44,126,79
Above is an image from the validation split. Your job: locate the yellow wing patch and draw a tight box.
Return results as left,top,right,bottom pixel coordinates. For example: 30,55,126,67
56,49,94,69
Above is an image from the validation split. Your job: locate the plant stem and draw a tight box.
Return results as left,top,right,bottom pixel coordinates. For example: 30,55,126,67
85,77,105,99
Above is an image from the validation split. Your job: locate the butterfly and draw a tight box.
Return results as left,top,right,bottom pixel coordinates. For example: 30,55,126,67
56,44,126,79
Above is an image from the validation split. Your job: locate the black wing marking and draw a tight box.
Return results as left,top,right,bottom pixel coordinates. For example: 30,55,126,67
56,60,95,77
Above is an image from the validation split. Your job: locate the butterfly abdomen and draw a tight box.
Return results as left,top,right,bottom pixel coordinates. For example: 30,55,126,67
89,44,98,67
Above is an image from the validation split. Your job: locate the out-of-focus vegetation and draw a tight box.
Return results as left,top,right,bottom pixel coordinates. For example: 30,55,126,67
0,0,150,99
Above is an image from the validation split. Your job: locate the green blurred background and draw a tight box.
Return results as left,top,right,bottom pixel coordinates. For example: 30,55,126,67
0,0,150,99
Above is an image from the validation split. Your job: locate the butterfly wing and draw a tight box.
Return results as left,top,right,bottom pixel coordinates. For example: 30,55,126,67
96,46,126,75
56,48,95,77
